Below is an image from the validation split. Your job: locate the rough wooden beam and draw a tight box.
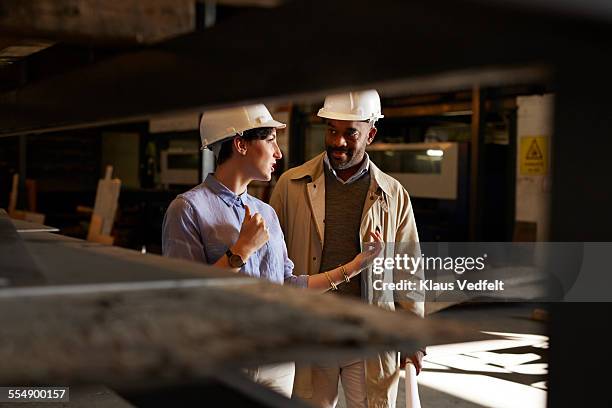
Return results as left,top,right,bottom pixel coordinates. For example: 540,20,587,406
0,226,482,388
0,0,195,45
0,278,476,389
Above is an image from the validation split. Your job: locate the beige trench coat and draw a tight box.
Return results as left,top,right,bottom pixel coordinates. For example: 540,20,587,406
270,152,424,408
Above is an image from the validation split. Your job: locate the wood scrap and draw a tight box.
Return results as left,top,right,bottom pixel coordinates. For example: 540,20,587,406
531,308,549,322
8,173,18,215
7,173,46,224
87,214,114,245
86,165,120,244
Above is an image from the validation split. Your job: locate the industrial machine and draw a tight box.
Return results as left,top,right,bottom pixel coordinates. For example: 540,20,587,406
368,142,469,241
160,148,200,188
367,142,460,200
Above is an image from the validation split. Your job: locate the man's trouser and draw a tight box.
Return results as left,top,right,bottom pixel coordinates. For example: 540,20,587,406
244,362,295,398
301,359,367,408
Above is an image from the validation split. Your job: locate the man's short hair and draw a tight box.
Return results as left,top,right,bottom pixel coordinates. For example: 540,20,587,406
216,127,275,166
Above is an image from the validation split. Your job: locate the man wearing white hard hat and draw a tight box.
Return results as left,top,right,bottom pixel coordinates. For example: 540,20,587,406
270,90,425,407
162,104,382,397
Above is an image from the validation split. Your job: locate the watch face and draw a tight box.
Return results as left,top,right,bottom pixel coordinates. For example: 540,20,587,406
229,254,244,268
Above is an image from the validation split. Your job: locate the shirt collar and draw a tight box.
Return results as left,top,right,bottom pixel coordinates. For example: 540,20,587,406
204,174,249,208
323,152,370,185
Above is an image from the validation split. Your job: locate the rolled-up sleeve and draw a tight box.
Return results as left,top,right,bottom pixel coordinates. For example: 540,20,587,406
162,198,208,263
280,231,309,288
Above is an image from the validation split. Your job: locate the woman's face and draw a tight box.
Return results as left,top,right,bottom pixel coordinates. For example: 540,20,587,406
244,129,282,181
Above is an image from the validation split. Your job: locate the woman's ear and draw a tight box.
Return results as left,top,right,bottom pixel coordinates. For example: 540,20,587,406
233,136,248,156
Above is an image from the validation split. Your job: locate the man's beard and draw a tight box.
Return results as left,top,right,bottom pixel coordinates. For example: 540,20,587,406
326,146,356,170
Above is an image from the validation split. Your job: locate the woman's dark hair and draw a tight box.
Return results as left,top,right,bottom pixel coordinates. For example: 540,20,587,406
216,127,274,166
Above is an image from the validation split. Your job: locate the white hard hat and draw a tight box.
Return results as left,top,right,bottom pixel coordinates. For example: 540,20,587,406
317,89,384,122
200,104,286,154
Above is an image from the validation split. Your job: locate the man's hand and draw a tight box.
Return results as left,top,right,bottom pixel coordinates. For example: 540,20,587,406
232,204,269,260
400,350,426,375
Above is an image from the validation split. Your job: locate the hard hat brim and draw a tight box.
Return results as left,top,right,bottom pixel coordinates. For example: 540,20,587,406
255,119,286,130
317,109,383,121
202,119,286,151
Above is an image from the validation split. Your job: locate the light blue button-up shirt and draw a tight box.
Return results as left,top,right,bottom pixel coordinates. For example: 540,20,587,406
162,174,308,287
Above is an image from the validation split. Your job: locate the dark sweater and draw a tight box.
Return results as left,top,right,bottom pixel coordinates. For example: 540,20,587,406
319,167,371,298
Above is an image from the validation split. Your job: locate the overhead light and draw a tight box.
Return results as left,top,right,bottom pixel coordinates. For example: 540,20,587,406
426,149,444,157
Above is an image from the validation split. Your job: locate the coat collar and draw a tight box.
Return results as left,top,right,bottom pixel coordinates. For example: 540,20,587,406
289,152,394,197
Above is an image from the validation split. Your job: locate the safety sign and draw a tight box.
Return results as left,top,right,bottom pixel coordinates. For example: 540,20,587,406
520,136,547,175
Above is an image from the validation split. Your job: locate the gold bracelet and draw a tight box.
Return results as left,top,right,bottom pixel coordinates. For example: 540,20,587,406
324,271,338,291
340,265,350,283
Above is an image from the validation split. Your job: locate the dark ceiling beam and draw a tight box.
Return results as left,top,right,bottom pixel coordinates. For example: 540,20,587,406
0,0,195,45
207,0,284,7
0,0,610,136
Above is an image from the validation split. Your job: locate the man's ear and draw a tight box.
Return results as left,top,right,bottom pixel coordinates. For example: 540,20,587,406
233,136,248,155
367,125,378,144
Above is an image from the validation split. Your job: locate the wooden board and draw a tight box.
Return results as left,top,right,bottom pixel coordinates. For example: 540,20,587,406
7,173,46,223
0,227,485,389
0,0,195,45
88,166,120,242
10,217,59,233
0,278,480,389
9,209,46,224
8,173,18,215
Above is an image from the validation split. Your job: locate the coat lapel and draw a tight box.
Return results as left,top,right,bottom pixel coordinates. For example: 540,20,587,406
290,153,327,246
306,171,325,245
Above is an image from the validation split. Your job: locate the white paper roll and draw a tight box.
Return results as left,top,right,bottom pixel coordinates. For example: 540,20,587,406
405,363,422,408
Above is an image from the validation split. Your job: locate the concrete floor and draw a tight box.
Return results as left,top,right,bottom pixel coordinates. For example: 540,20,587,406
338,374,487,408
337,303,548,408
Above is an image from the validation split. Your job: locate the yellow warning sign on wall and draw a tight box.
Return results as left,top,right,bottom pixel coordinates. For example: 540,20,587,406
520,136,547,175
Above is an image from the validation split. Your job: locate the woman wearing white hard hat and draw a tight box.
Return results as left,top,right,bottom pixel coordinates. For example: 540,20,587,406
162,104,383,398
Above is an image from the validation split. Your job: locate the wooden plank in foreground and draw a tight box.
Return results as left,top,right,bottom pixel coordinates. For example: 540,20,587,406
0,278,478,390
1,226,484,390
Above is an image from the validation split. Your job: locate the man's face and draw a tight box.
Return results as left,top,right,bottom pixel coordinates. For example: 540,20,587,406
325,119,377,170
